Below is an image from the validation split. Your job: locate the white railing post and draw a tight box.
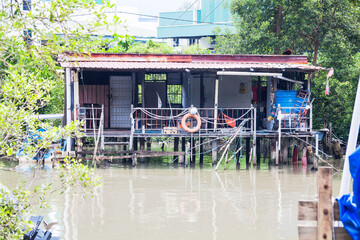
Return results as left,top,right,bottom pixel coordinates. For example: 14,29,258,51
129,104,134,151
253,106,257,164
310,102,313,132
214,78,219,131
278,104,281,162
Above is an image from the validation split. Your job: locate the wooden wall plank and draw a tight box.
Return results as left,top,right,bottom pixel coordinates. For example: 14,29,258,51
334,227,352,240
299,227,351,240
333,201,340,221
298,201,317,221
298,226,316,240
317,167,333,240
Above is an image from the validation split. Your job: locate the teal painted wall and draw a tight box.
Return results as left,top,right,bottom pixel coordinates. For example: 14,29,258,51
157,0,233,38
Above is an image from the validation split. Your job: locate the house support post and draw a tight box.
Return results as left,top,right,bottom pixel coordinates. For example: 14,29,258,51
173,137,179,164
212,139,218,167
190,136,196,166
199,137,204,166
236,137,241,169
246,138,250,168
256,138,261,166
214,78,219,131
100,104,104,151
253,106,257,165
277,104,282,165
65,68,72,153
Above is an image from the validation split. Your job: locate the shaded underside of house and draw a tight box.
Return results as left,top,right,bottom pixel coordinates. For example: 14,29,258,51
58,52,326,159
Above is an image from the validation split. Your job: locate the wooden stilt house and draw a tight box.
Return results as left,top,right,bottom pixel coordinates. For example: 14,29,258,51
58,53,326,163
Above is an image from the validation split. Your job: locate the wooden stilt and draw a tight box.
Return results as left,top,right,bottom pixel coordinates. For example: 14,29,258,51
132,153,137,166
246,138,250,168
236,137,241,169
173,137,179,163
146,138,151,164
190,137,196,166
256,138,261,166
181,137,186,152
199,137,204,166
212,139,218,167
122,137,127,151
133,137,138,151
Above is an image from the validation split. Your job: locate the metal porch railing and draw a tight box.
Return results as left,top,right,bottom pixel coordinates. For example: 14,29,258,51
277,104,312,132
131,106,254,135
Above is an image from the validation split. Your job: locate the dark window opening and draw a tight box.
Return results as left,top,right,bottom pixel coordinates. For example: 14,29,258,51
145,73,166,82
167,85,182,105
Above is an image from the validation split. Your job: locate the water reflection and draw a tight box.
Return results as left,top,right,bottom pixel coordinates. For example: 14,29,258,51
0,163,343,240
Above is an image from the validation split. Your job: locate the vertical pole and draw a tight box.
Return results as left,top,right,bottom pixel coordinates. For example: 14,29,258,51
190,137,196,166
275,141,279,165
253,107,257,165
181,137,186,152
174,137,179,163
340,77,360,196
315,133,319,156
133,137,138,151
246,138,250,168
123,137,127,151
256,138,260,166
129,104,134,150
212,139,218,167
278,104,281,163
65,68,72,153
236,137,241,169
214,78,219,131
310,101,313,132
317,167,333,240
100,105,104,151
199,137,204,165
73,71,79,122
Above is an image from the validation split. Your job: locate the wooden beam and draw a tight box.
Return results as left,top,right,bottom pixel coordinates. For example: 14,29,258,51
298,200,317,221
317,167,333,240
299,227,351,240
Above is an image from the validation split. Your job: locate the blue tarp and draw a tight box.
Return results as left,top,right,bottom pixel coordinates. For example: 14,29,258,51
338,146,360,239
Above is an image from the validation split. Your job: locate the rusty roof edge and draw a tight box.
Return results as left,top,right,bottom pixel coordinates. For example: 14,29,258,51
58,52,310,65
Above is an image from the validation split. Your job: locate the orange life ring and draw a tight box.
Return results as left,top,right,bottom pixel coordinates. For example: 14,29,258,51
181,113,201,133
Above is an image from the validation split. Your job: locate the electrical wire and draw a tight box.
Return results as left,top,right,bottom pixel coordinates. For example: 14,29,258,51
170,0,199,25
199,0,227,23
70,10,234,26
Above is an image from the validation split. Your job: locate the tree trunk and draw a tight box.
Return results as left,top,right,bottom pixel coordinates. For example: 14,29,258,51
313,39,320,65
274,6,283,54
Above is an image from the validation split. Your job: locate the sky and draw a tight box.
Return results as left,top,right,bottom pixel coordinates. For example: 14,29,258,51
116,0,200,15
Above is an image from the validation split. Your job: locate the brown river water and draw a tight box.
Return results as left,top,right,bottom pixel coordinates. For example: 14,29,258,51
0,162,342,240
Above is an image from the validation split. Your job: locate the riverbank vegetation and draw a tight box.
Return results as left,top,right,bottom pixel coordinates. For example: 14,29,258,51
214,0,360,140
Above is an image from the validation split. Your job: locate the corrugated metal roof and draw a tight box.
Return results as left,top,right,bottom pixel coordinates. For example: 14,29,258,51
58,53,326,72
60,61,324,71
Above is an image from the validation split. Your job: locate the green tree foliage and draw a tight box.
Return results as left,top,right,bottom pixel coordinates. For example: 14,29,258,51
214,0,360,139
128,40,174,54
0,0,128,155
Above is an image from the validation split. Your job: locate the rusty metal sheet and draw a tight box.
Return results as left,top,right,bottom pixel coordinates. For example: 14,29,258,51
60,61,324,72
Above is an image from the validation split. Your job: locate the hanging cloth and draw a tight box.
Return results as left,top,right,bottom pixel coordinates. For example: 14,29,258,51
325,67,334,96
222,113,236,128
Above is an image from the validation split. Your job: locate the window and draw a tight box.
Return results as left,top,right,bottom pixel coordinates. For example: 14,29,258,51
145,73,166,82
167,85,182,105
138,84,142,105
23,0,31,11
189,38,196,45
173,38,179,47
